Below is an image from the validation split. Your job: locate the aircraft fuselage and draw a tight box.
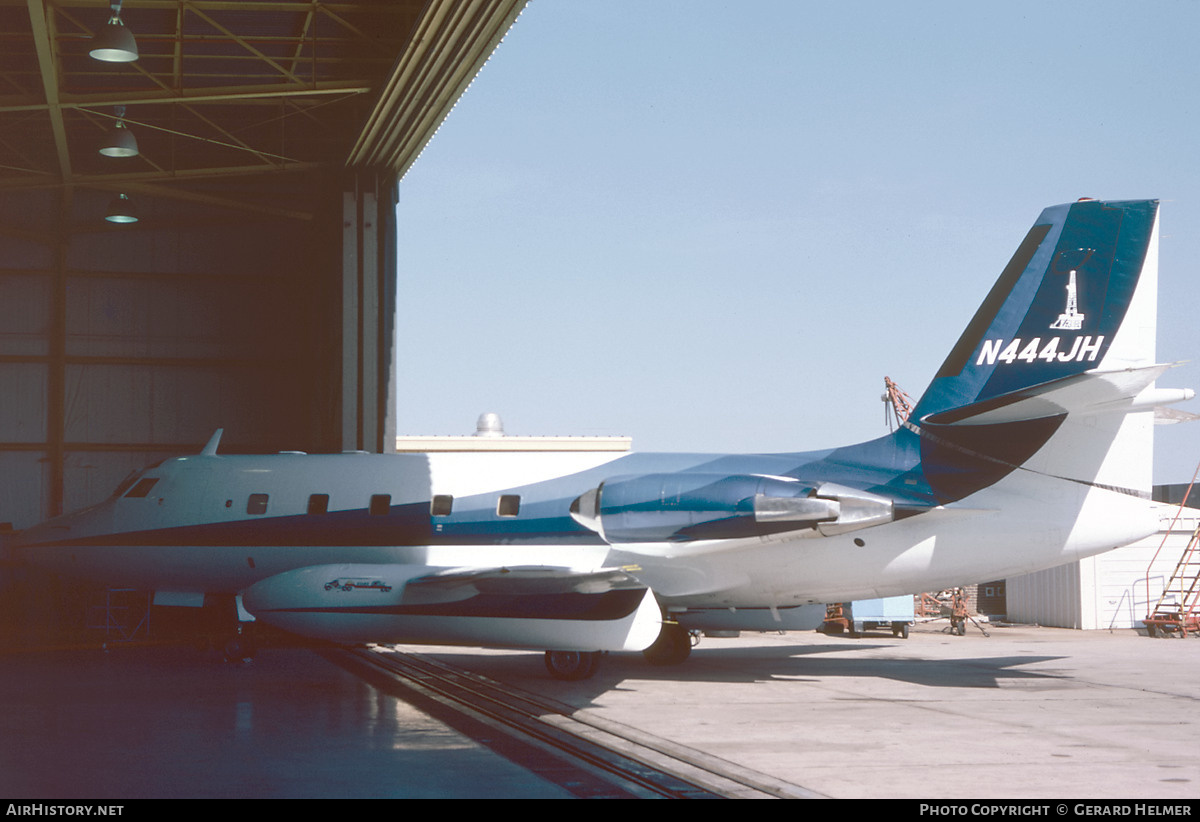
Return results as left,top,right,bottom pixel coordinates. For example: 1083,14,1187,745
14,443,1159,619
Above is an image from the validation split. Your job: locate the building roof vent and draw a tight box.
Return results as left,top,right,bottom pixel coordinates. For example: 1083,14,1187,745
474,412,504,437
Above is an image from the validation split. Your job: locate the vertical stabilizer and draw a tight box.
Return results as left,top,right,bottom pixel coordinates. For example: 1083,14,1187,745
909,199,1162,502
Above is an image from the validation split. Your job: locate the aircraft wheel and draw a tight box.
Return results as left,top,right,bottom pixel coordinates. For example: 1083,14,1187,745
643,621,692,666
222,634,255,664
544,650,600,681
222,625,256,663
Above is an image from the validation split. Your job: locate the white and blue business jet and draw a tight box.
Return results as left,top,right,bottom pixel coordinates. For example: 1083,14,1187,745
13,199,1193,678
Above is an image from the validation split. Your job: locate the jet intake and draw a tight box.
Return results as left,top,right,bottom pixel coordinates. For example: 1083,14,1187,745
569,474,894,543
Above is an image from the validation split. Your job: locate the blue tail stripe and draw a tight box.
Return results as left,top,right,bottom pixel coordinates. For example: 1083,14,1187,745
932,221,1054,381
912,199,1157,422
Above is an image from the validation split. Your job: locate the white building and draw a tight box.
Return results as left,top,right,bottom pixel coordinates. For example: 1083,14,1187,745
1007,503,1199,630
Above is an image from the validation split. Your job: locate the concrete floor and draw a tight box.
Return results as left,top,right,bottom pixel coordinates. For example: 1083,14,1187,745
0,644,572,799
3,622,1198,799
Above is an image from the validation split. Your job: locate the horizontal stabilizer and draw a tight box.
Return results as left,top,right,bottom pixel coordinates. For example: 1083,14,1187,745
1156,405,1200,425
922,364,1186,427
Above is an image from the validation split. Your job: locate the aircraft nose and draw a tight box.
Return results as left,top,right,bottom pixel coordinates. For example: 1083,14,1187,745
8,503,114,555
9,520,70,550
4,522,63,573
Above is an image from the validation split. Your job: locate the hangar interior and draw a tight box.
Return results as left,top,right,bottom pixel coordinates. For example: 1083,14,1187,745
0,0,527,531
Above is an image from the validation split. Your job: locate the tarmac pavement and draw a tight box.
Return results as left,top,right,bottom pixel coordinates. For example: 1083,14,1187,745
410,621,1200,799
3,621,1197,799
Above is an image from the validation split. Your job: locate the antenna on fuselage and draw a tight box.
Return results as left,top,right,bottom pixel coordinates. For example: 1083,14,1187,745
201,428,224,456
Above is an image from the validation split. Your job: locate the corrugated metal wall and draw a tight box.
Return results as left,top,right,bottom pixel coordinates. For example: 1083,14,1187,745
1006,508,1200,630
1007,560,1083,629
0,177,396,529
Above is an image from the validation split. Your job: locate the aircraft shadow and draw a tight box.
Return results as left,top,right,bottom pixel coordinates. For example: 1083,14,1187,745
421,639,1069,700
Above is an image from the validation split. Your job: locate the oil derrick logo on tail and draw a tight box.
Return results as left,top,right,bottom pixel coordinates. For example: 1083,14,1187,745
1049,247,1093,331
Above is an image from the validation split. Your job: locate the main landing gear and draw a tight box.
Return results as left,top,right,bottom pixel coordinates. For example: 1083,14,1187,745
207,593,256,663
543,621,696,681
543,650,601,681
222,623,257,663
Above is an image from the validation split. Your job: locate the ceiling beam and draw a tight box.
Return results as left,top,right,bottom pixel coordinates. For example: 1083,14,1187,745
0,1,414,12
0,80,372,113
0,159,322,190
26,0,70,181
107,47,297,168
183,1,303,85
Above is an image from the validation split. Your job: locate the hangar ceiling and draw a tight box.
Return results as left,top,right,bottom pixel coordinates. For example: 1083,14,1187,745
1,0,526,218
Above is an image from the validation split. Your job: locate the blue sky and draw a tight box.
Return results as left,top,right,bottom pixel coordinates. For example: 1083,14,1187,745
394,0,1200,484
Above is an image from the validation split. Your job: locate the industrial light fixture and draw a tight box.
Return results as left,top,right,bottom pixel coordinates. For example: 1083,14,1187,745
98,106,138,158
104,193,139,224
89,1,138,63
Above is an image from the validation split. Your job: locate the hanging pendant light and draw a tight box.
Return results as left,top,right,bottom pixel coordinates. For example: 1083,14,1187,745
99,106,139,158
105,193,139,224
89,2,138,63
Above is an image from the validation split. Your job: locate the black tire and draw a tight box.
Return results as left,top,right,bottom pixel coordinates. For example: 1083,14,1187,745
544,650,600,681
642,622,692,666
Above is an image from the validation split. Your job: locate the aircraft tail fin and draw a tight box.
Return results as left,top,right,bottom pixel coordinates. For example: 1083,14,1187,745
908,199,1168,502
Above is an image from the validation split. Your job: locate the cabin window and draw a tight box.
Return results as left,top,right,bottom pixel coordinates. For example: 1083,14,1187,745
307,494,329,515
431,495,453,516
124,478,159,499
369,494,391,516
247,494,269,515
497,494,521,517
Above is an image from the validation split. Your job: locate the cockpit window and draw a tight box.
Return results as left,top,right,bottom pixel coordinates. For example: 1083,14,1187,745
111,472,140,498
124,478,160,499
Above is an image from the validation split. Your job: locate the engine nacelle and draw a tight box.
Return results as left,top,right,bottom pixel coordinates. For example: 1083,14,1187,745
569,473,895,543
